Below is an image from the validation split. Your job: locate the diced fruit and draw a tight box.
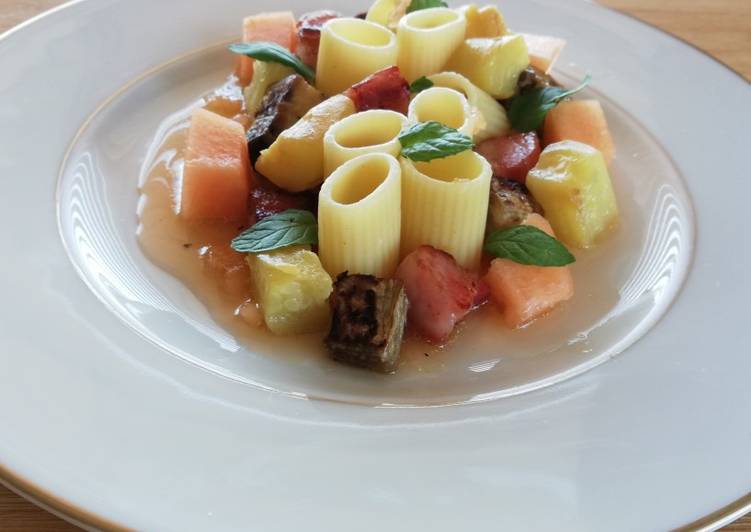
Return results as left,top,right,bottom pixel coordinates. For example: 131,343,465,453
366,0,410,30
243,61,295,117
249,174,318,223
325,273,409,373
236,11,297,87
526,140,619,248
203,95,244,119
485,214,574,328
248,246,333,335
445,35,530,99
395,246,483,344
459,4,507,38
297,11,341,69
255,94,356,192
181,109,251,223
521,33,566,75
487,177,542,232
246,75,325,160
476,132,541,183
344,66,410,115
543,99,615,166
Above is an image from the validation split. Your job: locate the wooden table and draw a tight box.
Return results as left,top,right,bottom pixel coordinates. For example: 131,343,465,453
0,0,749,530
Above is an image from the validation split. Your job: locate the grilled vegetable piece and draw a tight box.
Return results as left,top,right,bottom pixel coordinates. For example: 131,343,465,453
487,177,542,231
445,35,530,100
395,246,483,344
255,94,356,192
325,273,409,373
246,75,324,160
526,140,619,248
344,66,410,115
297,10,341,69
515,66,559,94
476,132,541,183
248,246,333,336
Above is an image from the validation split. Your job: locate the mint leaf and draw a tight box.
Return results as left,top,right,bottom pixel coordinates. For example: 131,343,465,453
228,42,315,83
484,225,575,266
407,0,449,13
409,76,434,94
508,75,592,133
231,210,318,253
399,121,474,162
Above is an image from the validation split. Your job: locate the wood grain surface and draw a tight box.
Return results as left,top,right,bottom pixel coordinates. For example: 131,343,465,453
0,0,749,530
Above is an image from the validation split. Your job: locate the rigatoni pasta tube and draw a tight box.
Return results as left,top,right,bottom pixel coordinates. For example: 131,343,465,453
428,71,510,142
400,151,492,270
408,87,474,137
397,8,467,82
319,153,402,278
316,18,398,96
324,110,408,176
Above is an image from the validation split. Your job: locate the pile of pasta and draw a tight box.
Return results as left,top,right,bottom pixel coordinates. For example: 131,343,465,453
178,0,620,372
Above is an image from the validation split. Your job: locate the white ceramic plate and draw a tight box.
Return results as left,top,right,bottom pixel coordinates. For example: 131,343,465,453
1,0,749,530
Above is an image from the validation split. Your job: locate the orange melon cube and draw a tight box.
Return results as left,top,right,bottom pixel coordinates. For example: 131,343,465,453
485,213,574,328
181,109,251,223
521,33,566,74
543,99,615,166
236,12,298,87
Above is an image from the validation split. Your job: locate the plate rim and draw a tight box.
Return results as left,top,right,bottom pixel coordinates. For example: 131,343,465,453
0,0,749,530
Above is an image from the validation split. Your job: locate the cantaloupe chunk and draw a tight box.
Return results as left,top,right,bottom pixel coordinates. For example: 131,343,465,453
180,109,251,223
521,33,566,75
526,140,618,249
236,12,297,87
543,99,615,166
255,94,356,192
485,213,574,328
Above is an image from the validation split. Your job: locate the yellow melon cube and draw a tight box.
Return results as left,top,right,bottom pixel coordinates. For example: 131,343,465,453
459,4,507,38
526,141,619,249
248,247,333,335
255,94,356,192
544,99,616,166
445,35,529,99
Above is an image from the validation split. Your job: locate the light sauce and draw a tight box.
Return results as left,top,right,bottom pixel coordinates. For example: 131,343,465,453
136,80,453,372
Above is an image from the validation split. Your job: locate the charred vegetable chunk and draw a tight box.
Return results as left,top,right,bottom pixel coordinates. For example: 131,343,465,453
487,177,542,231
515,66,559,94
246,75,324,160
344,66,410,115
325,273,409,373
297,10,341,69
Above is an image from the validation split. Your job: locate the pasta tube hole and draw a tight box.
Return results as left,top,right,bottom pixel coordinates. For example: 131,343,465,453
330,155,393,205
410,87,470,130
326,18,395,48
414,151,485,183
405,9,462,31
334,113,404,149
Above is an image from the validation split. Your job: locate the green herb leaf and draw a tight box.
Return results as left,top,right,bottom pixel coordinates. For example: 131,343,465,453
399,121,475,162
407,0,449,13
409,76,434,94
231,209,318,254
484,225,576,266
228,42,315,83
507,75,592,133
